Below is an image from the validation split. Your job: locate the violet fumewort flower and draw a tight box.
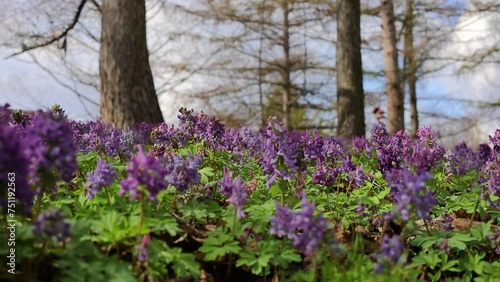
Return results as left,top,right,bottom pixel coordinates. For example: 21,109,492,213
269,193,327,256
311,159,338,187
490,129,500,158
222,126,262,157
218,167,248,218
119,145,168,201
370,122,389,147
85,158,117,200
405,127,445,173
260,117,299,187
33,208,71,242
486,227,500,255
476,143,492,166
165,153,202,194
151,123,182,148
376,131,410,173
447,142,479,175
137,234,151,262
385,169,436,221
0,106,32,211
351,136,371,158
374,234,405,273
24,111,78,185
176,108,226,147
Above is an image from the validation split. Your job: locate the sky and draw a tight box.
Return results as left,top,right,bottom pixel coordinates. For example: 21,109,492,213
0,0,498,143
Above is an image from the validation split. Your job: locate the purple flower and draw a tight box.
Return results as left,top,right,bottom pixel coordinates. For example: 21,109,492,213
490,129,500,158
386,169,436,221
85,158,117,200
370,122,389,147
486,227,500,255
138,234,151,262
374,234,405,273
447,142,479,175
218,167,248,218
33,208,71,242
24,111,77,185
435,238,450,254
351,136,371,158
0,108,32,211
405,127,445,173
119,145,168,201
376,131,410,173
165,153,202,194
260,117,299,187
312,159,338,187
477,143,492,165
269,193,327,256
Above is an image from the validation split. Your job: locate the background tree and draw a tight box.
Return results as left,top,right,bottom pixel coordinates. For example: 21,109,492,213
336,0,366,138
100,0,164,128
380,0,404,135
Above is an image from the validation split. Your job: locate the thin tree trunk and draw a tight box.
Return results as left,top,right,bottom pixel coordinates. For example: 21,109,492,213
336,0,366,138
100,0,164,129
281,0,292,130
381,0,404,135
404,0,418,137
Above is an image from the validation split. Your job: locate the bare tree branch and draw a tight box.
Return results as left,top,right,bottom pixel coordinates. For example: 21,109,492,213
5,0,88,59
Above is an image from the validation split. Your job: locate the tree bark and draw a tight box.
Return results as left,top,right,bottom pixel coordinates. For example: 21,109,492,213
100,0,164,129
381,0,404,135
281,0,292,130
404,0,418,137
336,0,366,138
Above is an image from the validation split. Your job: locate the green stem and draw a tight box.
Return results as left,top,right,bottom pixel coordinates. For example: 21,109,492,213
227,208,238,278
423,220,432,236
104,186,111,205
468,195,481,229
138,194,144,236
33,186,48,220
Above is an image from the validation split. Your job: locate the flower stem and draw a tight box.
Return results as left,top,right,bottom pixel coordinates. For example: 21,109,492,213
33,186,48,221
468,195,481,229
138,194,144,236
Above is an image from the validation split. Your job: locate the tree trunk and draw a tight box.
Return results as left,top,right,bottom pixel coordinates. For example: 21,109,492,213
281,0,292,130
100,0,164,129
381,0,404,135
336,0,366,138
404,0,418,137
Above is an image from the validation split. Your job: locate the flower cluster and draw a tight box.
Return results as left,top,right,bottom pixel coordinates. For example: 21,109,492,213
385,169,436,221
406,127,445,173
165,153,202,194
119,145,169,201
260,118,300,187
85,158,117,199
72,120,137,157
33,208,71,242
447,142,481,175
0,106,32,211
24,111,78,185
269,194,327,255
218,167,248,218
374,234,405,273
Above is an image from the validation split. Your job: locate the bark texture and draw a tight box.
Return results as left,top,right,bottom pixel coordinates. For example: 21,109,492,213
404,0,419,137
336,0,366,137
100,0,164,129
381,0,404,135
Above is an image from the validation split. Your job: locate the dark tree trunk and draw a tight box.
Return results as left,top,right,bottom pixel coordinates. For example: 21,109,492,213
100,0,164,129
404,0,419,137
336,0,366,138
381,0,404,135
281,0,292,130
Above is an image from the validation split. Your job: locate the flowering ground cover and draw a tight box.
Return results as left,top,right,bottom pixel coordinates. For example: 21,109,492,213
1,105,499,282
